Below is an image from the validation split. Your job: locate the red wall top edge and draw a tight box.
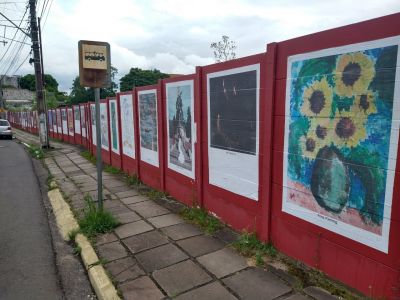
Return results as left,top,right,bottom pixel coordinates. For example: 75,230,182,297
135,84,159,92
275,12,400,79
202,53,265,74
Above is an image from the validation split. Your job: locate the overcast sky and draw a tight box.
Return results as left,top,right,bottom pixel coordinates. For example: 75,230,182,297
0,0,399,92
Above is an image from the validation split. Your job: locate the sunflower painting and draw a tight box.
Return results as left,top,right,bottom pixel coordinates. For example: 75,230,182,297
282,37,400,252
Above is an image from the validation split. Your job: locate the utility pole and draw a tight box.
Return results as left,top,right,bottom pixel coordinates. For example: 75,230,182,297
29,0,49,148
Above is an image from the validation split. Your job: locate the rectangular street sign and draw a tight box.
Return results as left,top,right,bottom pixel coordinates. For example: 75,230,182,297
78,40,111,88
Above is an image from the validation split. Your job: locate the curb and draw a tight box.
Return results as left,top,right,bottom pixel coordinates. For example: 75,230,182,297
47,186,120,300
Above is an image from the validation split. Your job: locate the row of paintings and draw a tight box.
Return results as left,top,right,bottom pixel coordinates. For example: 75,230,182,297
47,35,400,254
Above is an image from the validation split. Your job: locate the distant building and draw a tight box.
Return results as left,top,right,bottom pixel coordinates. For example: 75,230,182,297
0,75,20,89
0,75,34,109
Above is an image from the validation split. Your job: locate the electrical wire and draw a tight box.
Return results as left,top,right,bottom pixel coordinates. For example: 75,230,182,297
0,3,28,63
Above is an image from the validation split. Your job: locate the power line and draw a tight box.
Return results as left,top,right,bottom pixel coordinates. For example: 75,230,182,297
41,0,51,29
12,44,30,75
0,35,31,45
39,0,47,19
0,4,28,64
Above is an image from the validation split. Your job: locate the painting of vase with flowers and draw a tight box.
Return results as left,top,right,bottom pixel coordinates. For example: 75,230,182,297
282,37,400,252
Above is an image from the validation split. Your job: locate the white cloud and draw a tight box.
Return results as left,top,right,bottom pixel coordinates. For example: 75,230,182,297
1,0,399,92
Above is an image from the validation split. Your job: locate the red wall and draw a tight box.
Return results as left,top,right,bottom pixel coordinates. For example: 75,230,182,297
136,83,165,191
11,12,400,298
162,74,202,206
269,13,400,298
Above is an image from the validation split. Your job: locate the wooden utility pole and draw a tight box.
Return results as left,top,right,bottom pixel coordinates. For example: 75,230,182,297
29,0,49,148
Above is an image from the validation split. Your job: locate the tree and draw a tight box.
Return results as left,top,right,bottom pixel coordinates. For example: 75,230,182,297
210,35,237,62
120,68,169,92
19,73,64,107
19,74,59,92
69,66,119,104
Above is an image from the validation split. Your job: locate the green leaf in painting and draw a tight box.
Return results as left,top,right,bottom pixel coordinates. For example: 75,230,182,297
369,45,398,103
346,145,385,225
288,117,310,178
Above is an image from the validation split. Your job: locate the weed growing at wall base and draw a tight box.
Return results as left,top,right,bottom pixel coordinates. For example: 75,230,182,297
78,195,120,238
180,206,222,234
80,150,96,164
232,232,277,266
27,143,45,159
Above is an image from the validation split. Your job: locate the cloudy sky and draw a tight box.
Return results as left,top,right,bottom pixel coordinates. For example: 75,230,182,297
0,0,399,92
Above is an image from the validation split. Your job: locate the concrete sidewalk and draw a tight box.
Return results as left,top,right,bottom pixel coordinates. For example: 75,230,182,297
14,129,339,300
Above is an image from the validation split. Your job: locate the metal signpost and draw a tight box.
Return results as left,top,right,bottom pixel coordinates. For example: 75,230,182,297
78,40,111,210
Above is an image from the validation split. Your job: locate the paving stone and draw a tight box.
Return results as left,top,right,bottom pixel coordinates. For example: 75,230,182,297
121,195,149,205
214,227,239,244
153,260,212,296
175,282,238,300
285,293,310,300
109,206,130,216
79,163,95,169
63,166,80,173
79,184,99,193
161,223,203,241
116,189,139,198
95,232,118,245
136,244,188,272
147,214,184,228
303,286,339,300
116,211,141,224
197,248,247,278
104,256,145,284
129,201,170,218
177,235,224,257
109,185,133,193
104,180,127,189
223,268,292,299
115,220,153,239
119,276,164,300
104,199,123,209
65,170,85,177
122,230,168,254
97,241,128,262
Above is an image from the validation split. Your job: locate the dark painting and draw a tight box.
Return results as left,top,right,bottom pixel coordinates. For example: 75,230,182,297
209,70,257,155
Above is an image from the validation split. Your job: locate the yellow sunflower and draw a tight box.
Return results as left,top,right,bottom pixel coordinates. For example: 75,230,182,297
334,52,375,97
354,90,377,116
301,77,333,117
309,117,333,145
332,109,367,148
300,131,325,160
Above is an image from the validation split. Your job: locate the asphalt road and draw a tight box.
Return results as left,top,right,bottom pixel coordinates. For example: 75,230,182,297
0,139,63,299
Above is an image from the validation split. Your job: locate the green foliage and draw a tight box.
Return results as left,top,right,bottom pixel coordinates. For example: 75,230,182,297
73,245,82,256
124,174,141,186
68,228,79,241
104,165,121,175
180,207,222,234
80,150,96,164
288,117,309,178
78,195,120,238
69,66,118,104
119,68,169,92
27,143,45,159
346,146,384,224
20,74,59,92
370,45,398,102
20,74,67,108
143,189,167,200
232,232,277,260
